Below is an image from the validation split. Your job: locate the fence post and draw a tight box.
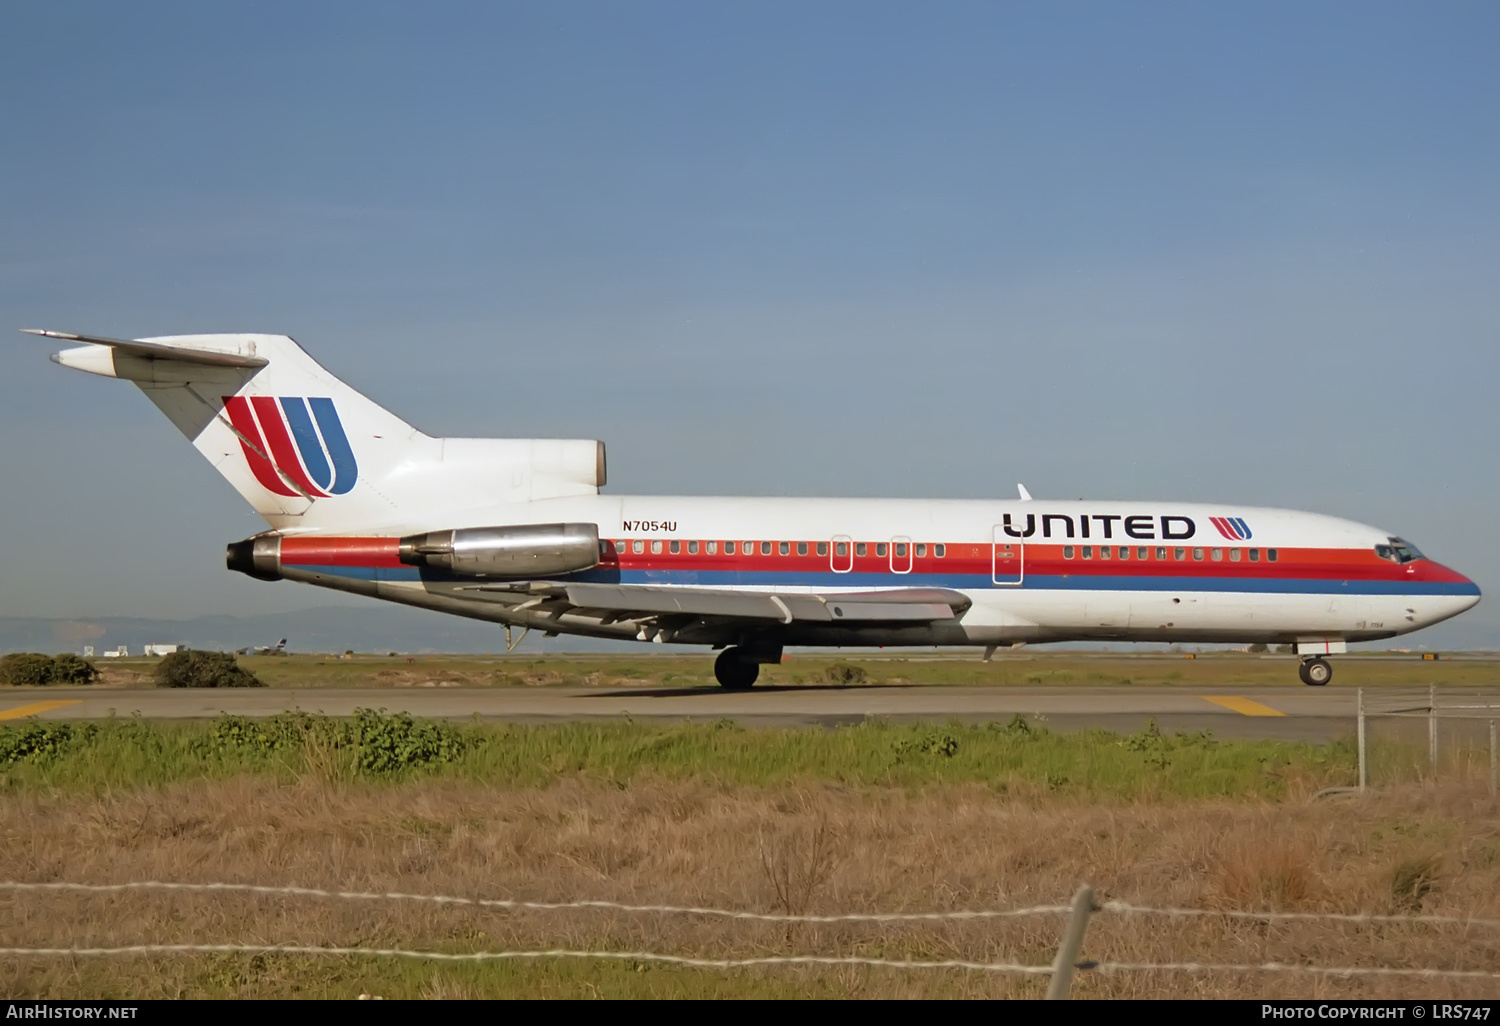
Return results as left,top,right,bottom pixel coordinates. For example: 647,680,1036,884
1429,684,1438,778
1357,688,1367,793
1490,719,1496,798
1046,884,1096,1000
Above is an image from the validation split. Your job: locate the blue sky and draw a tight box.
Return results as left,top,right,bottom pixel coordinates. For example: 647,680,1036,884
2,2,1497,645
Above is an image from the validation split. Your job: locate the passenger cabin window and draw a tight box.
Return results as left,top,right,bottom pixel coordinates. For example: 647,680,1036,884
797,542,808,556
1267,549,1279,562
856,543,867,557
670,540,680,554
1155,547,1166,560
779,541,790,556
894,542,907,557
687,540,698,554
724,541,735,555
876,543,888,557
1193,548,1204,561
1099,545,1111,559
1082,546,1093,559
1230,548,1240,561
1248,548,1259,561
935,544,946,557
1118,547,1129,560
835,541,848,557
817,542,828,556
761,541,772,555
633,540,644,554
1211,548,1222,561
915,543,927,557
1064,546,1075,559
651,540,662,554
707,541,718,555
1174,547,1186,560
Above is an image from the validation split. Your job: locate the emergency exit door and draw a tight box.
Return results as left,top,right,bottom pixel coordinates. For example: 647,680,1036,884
992,526,1024,586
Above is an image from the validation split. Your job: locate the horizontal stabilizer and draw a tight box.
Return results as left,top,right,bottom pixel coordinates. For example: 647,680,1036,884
22,329,269,369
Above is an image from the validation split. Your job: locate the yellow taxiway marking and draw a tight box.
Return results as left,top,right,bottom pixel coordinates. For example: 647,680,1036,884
0,700,81,721
1202,695,1286,717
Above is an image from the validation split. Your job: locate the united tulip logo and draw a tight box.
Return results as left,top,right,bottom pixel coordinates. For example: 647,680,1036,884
223,395,357,499
1209,516,1253,541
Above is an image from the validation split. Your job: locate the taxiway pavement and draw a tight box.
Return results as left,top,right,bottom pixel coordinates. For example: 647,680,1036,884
7,684,1493,741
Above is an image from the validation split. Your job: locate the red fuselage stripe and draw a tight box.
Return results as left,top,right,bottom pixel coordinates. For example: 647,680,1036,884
275,537,1467,585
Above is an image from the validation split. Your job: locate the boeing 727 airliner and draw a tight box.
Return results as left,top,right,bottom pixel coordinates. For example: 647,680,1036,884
24,329,1480,688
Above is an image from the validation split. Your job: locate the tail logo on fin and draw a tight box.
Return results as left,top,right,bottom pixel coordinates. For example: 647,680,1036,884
222,396,358,499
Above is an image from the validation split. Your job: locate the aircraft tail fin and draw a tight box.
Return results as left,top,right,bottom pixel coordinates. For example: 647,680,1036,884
29,330,606,531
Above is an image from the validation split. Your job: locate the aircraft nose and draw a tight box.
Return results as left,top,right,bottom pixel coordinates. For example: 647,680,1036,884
1435,563,1481,616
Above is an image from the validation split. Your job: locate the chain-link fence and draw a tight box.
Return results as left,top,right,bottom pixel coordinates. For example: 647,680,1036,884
1356,686,1499,793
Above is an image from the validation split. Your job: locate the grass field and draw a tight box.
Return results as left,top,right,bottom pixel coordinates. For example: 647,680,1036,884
0,713,1355,798
4,653,1496,999
75,650,1500,691
2,775,1496,999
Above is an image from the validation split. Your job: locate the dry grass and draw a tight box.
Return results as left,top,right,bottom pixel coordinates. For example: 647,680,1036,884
1,778,1497,998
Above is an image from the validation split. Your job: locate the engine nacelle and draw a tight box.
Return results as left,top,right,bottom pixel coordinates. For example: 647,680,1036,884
226,536,282,581
398,523,600,578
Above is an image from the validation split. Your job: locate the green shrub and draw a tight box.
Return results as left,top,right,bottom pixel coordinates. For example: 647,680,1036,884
350,709,466,772
155,651,263,689
0,722,94,765
200,709,465,774
0,654,60,686
894,730,959,758
48,653,99,684
201,712,330,754
0,653,98,686
820,663,868,684
993,713,1038,737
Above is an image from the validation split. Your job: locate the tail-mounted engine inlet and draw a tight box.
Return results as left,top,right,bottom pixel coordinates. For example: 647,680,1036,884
225,536,283,581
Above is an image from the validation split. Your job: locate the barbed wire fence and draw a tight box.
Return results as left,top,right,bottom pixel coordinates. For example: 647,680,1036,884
4,880,1499,998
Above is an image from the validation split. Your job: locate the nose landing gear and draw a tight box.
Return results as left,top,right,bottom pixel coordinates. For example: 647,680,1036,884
1298,657,1333,686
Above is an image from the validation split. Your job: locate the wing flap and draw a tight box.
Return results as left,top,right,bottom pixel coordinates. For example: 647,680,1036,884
558,583,970,623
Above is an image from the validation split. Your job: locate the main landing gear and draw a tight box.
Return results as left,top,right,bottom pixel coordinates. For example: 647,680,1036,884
714,644,784,690
1298,657,1333,686
714,647,759,690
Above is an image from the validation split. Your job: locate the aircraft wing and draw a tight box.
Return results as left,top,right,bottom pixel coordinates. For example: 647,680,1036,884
459,582,971,624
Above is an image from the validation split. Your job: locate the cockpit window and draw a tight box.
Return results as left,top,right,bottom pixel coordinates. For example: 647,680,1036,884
1377,537,1425,564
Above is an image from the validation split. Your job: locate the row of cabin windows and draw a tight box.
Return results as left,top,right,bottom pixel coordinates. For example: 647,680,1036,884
613,540,948,558
1062,545,1278,563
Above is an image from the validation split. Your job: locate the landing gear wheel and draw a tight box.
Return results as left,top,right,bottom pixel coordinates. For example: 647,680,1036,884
1299,657,1332,686
714,647,759,690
